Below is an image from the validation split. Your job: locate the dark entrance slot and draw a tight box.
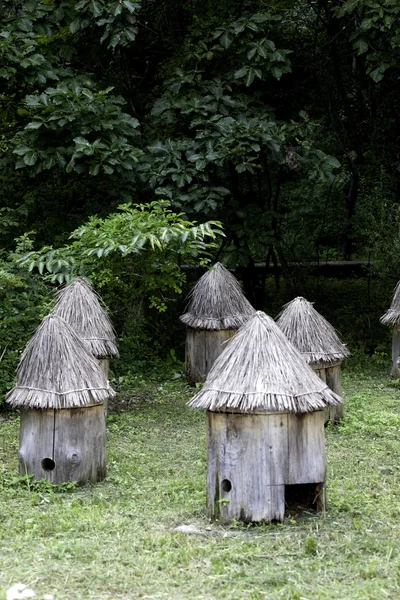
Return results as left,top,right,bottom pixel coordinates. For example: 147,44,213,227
285,483,324,512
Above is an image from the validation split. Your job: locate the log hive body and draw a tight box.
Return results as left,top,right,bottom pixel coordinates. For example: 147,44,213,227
380,282,400,377
98,358,110,414
391,329,400,378
206,410,326,523
180,263,255,385
185,329,236,385
190,312,340,524
18,404,106,485
98,358,110,378
311,361,343,423
275,297,348,424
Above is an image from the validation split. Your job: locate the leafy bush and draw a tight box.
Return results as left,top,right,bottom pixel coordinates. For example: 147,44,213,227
18,201,223,368
0,235,52,406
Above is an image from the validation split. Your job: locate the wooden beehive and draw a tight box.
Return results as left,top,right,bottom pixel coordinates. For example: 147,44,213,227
207,410,326,523
276,297,349,423
18,403,106,485
188,312,342,523
52,277,118,373
310,360,343,422
381,281,400,378
7,315,115,485
180,263,254,384
52,277,118,411
184,329,236,384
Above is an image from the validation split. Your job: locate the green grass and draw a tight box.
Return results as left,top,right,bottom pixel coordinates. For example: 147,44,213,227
1,368,400,599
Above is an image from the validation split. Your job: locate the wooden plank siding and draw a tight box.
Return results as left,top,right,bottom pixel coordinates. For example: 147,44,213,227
311,361,344,423
391,329,400,378
19,405,106,485
207,411,325,523
185,329,235,385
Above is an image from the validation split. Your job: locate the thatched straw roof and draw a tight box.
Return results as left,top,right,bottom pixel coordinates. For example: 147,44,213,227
52,277,118,358
188,311,342,413
275,296,349,365
6,314,115,410
180,263,255,330
381,281,400,328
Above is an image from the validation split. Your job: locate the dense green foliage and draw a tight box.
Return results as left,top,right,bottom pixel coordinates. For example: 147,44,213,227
2,0,399,270
19,200,222,293
0,235,52,399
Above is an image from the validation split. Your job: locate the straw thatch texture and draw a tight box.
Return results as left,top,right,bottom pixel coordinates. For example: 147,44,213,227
381,281,400,327
52,277,118,358
180,263,255,330
276,296,349,364
6,315,115,410
188,311,342,413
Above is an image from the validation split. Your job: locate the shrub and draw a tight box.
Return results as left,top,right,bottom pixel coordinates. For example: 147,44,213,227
0,235,52,406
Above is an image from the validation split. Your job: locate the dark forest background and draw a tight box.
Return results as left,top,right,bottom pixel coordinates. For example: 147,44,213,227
1,0,400,399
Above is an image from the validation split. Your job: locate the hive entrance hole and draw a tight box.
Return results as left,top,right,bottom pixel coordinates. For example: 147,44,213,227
285,483,323,512
41,457,55,471
221,479,232,492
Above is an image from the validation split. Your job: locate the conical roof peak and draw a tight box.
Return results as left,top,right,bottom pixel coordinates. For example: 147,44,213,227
188,311,342,414
180,263,255,330
276,296,349,364
52,277,118,358
6,314,115,410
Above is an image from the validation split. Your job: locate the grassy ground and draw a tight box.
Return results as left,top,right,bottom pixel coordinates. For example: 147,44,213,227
1,367,400,599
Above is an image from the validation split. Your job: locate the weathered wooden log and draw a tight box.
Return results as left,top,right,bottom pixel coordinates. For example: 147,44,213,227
391,329,400,378
206,410,325,523
311,363,327,384
287,412,326,484
311,361,344,423
98,358,110,414
325,363,343,422
18,404,106,485
98,358,110,378
185,329,235,385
